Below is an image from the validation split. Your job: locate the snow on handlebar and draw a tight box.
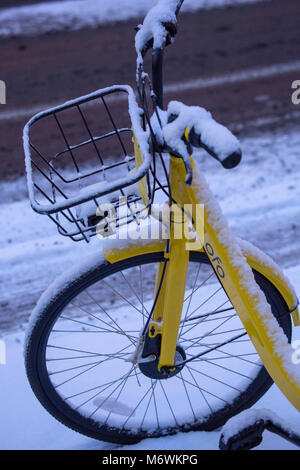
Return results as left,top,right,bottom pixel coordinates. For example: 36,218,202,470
135,0,182,63
161,101,242,177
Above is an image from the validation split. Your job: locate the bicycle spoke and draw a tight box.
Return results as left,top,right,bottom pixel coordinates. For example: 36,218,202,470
58,315,138,341
185,366,213,414
102,279,148,320
179,262,202,338
121,383,154,429
183,313,237,352
179,371,196,421
174,374,230,405
187,364,242,392
65,367,135,400
186,286,223,321
184,304,233,324
84,290,137,347
139,380,158,431
40,255,282,439
120,270,150,315
159,381,178,427
67,302,139,341
88,366,135,418
183,271,214,304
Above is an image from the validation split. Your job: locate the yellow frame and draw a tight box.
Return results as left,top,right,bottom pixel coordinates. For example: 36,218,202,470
103,153,300,412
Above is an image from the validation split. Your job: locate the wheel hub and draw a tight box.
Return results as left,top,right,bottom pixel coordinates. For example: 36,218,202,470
138,345,186,380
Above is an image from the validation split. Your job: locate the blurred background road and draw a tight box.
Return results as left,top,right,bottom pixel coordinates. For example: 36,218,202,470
1,0,300,451
0,0,300,331
1,0,300,179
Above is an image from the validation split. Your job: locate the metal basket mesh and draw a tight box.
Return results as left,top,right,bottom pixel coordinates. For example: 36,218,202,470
24,86,154,242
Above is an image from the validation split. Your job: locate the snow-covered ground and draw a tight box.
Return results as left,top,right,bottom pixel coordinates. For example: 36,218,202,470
0,0,266,38
1,121,300,332
1,119,300,449
0,262,299,450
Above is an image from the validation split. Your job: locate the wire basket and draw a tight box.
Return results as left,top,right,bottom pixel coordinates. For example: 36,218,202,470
23,85,154,242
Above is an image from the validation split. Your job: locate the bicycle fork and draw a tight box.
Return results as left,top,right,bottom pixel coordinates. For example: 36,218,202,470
144,155,195,372
144,155,300,413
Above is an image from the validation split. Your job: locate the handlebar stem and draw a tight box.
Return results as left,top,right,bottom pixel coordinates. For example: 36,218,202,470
152,48,164,109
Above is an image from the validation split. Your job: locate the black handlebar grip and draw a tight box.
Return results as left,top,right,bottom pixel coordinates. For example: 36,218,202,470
220,149,242,169
188,126,242,169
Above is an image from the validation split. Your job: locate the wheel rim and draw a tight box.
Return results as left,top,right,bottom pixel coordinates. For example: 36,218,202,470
33,252,290,441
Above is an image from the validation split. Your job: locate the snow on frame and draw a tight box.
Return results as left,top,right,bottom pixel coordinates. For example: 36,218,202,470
3,120,300,449
190,164,300,387
0,0,268,39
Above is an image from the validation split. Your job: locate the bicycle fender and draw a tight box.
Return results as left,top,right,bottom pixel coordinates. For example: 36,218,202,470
102,235,299,327
237,238,299,327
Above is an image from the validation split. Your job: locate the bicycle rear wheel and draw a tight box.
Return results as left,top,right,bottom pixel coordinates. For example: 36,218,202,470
25,251,292,445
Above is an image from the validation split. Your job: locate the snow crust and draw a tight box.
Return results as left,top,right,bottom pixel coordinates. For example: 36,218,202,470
135,0,179,63
238,237,298,309
163,101,241,162
0,0,266,39
190,165,300,386
23,85,151,214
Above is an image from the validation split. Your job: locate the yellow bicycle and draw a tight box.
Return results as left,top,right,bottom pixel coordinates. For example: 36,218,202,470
23,0,300,445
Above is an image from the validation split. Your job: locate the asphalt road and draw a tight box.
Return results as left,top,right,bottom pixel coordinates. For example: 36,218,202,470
0,0,300,180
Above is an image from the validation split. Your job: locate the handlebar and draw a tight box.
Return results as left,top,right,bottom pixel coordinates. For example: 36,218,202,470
152,49,164,109
137,2,242,175
188,124,242,169
135,0,183,57
160,102,242,180
135,0,184,107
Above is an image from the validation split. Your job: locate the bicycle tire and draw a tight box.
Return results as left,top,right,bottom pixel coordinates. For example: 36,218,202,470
25,251,292,445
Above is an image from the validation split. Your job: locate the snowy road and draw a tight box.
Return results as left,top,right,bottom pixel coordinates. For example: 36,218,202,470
1,121,300,332
1,0,300,452
0,0,265,38
0,263,299,450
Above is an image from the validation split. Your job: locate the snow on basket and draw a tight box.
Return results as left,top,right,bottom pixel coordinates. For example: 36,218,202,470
23,85,153,242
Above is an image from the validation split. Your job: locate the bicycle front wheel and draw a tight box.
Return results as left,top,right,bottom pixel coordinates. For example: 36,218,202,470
25,251,292,444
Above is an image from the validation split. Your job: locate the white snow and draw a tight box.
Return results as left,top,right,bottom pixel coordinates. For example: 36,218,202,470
163,101,240,162
135,0,179,64
1,121,300,449
23,85,151,214
220,408,300,446
1,265,299,449
190,163,300,386
0,0,267,39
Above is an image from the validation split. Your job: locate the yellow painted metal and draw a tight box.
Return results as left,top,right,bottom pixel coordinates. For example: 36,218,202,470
157,238,189,369
103,237,299,326
133,132,148,206
149,261,168,328
186,157,300,412
155,155,190,370
102,239,166,264
241,249,299,327
102,145,300,409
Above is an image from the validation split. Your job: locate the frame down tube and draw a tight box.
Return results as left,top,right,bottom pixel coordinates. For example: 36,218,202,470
186,157,300,412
